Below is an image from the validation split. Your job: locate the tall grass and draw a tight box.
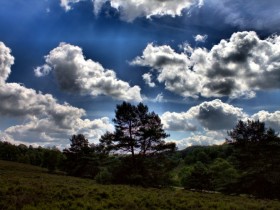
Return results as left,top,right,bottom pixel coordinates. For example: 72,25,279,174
0,160,279,210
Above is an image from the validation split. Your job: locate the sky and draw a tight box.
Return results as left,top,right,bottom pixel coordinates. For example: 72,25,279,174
0,0,280,149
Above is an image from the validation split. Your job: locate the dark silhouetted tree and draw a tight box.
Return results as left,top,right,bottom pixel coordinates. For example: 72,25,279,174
69,134,90,153
99,102,176,185
63,134,100,177
226,120,280,198
226,120,279,145
100,102,175,157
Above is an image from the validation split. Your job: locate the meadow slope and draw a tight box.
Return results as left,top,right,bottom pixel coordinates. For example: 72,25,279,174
0,160,280,210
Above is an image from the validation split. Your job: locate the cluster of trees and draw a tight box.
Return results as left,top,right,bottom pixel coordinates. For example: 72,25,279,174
1,102,280,199
178,120,280,198
177,144,238,192
63,102,177,186
227,120,280,198
0,142,64,172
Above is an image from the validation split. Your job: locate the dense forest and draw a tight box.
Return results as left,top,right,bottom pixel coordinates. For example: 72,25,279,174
1,102,280,199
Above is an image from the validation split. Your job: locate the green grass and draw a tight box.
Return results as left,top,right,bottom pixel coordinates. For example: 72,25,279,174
0,160,280,210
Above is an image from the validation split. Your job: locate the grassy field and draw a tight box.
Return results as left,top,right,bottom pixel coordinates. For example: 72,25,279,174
0,160,280,210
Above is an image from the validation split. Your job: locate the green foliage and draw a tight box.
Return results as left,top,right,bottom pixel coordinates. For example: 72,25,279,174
1,160,280,210
182,161,212,191
225,120,280,198
181,145,234,165
210,158,239,191
0,141,21,161
96,168,113,184
0,141,64,172
180,153,239,192
196,151,210,164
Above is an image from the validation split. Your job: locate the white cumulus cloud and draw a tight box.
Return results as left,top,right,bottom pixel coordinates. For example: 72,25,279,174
132,31,280,99
60,0,83,11
34,64,52,77
174,130,226,149
0,42,14,84
142,72,156,87
107,0,202,22
161,111,197,131
35,43,142,102
60,0,204,21
161,99,246,132
252,110,280,132
194,34,208,43
162,99,280,148
0,42,113,147
131,43,202,98
61,0,204,22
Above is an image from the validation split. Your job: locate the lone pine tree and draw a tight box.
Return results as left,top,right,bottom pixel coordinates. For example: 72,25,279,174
100,102,175,158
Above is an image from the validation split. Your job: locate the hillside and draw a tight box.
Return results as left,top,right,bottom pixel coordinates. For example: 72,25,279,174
1,160,280,210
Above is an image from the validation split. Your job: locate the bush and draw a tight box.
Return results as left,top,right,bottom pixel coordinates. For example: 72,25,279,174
96,168,113,184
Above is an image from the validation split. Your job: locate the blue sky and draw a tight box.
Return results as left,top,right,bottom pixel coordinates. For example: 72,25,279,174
0,0,280,149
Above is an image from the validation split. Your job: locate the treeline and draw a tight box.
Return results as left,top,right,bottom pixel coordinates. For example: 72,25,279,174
0,142,64,172
0,102,280,199
0,134,176,186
